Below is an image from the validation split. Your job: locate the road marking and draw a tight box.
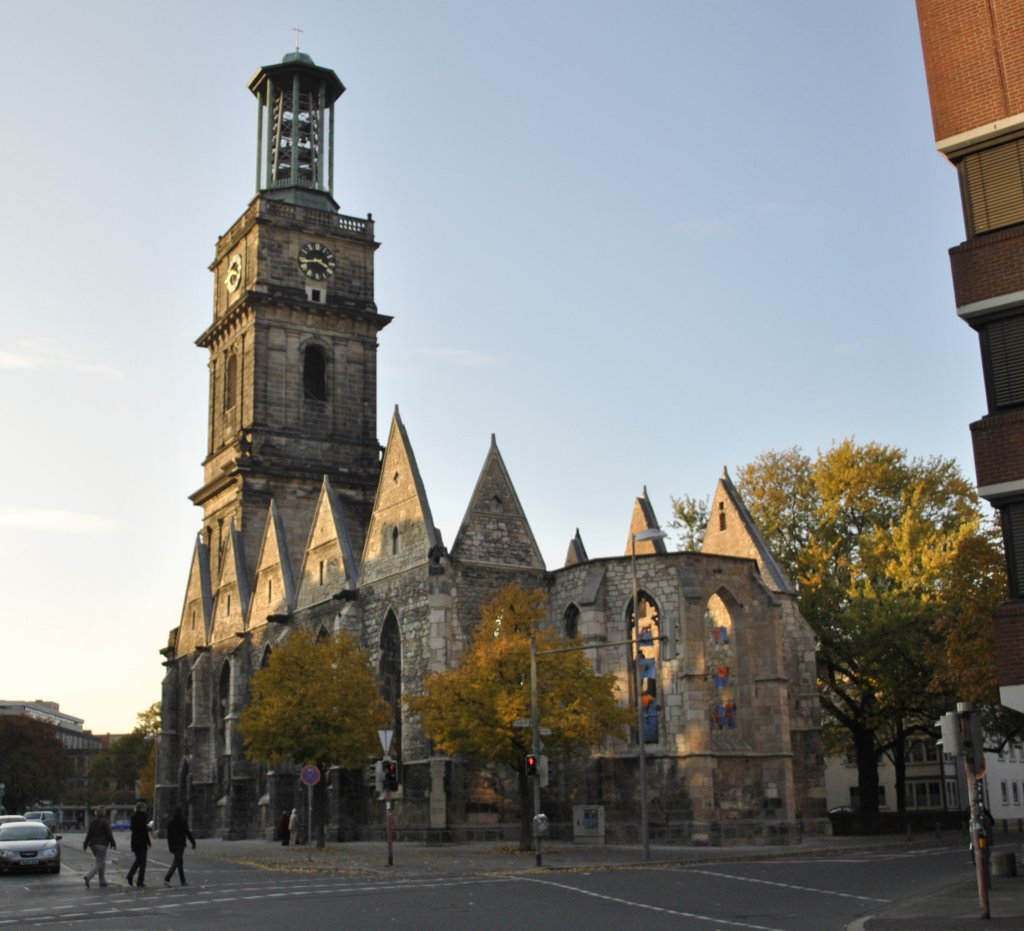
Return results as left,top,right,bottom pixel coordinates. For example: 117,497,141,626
683,868,890,903
513,876,789,931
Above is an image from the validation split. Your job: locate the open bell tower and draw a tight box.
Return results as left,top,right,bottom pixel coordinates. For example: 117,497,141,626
191,48,389,590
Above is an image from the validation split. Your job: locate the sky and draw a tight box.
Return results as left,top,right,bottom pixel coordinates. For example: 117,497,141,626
0,0,980,735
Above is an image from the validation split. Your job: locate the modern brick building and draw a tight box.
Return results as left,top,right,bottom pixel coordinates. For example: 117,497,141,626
155,49,826,845
917,0,1024,712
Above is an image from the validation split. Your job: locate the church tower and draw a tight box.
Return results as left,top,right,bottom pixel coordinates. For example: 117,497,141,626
193,50,389,582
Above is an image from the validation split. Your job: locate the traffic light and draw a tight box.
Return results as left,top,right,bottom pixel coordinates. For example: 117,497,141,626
383,758,399,791
525,754,539,777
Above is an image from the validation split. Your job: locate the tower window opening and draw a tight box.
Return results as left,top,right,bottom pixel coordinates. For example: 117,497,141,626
718,501,727,531
319,560,325,585
303,345,327,402
224,353,238,411
392,526,399,555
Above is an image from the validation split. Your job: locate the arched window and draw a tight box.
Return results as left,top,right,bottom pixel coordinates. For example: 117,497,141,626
707,592,738,733
380,611,402,758
626,590,662,744
391,526,399,555
218,662,231,721
563,604,580,639
224,353,238,411
185,672,194,727
303,345,327,402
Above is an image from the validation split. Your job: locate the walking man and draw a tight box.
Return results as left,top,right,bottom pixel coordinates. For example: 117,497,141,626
83,807,116,888
162,806,197,887
126,801,151,887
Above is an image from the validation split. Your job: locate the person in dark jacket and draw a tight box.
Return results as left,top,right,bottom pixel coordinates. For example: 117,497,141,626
126,801,152,887
162,806,197,887
83,807,116,888
277,810,290,846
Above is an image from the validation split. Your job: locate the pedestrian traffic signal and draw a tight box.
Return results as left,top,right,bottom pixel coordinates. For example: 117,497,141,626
383,758,399,791
525,754,539,777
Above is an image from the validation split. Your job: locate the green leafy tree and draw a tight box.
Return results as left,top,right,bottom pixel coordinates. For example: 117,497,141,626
408,583,630,849
90,702,162,804
135,702,160,805
667,493,710,551
736,441,1004,812
672,440,1010,812
237,629,390,846
0,716,70,813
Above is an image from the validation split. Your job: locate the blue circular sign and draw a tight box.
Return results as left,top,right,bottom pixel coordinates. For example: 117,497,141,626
300,764,321,786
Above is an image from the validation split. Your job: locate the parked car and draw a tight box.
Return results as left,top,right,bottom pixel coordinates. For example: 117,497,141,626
23,811,57,832
0,815,27,826
0,821,61,873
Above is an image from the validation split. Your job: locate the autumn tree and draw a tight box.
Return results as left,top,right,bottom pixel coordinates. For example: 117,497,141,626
0,716,70,813
237,629,390,846
90,702,161,805
135,702,160,804
408,583,630,849
672,440,1008,813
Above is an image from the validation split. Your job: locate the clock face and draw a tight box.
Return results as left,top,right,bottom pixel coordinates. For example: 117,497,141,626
298,242,336,281
225,253,243,293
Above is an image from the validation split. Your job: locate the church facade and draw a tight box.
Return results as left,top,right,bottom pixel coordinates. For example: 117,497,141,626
155,50,827,845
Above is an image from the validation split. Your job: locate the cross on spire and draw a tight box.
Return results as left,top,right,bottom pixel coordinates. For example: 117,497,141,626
293,25,303,52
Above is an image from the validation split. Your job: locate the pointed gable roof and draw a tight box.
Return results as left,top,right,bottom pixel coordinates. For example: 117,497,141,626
210,519,252,644
295,477,359,610
360,408,441,585
624,486,668,555
451,434,545,570
175,534,213,657
701,467,795,595
564,528,588,567
249,499,297,628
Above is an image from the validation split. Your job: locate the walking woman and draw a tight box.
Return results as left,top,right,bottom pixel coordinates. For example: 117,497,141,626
83,807,116,888
162,806,197,887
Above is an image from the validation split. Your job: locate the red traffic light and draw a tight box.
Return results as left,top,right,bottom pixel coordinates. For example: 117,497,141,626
525,754,539,777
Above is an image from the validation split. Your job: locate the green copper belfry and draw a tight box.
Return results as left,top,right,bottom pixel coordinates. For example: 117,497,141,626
248,51,345,210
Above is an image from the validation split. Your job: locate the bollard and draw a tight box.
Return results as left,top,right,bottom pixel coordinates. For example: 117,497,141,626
991,851,1017,878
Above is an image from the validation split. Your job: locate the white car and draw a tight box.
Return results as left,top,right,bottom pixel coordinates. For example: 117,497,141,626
0,815,27,826
0,821,62,874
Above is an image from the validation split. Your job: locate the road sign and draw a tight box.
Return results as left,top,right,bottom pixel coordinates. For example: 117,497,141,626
378,729,394,753
513,719,531,728
300,764,321,786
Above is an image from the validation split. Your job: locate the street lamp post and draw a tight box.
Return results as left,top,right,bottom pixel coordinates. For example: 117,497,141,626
631,527,667,861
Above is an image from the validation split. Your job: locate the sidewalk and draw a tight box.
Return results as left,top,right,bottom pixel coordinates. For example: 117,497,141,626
64,831,1024,928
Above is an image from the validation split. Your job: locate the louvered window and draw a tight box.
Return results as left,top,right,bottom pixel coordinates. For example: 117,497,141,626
961,139,1024,235
1002,501,1024,598
981,314,1024,409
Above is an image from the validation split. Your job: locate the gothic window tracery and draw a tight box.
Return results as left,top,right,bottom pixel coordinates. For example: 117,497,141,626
380,611,402,757
706,593,737,731
628,591,662,744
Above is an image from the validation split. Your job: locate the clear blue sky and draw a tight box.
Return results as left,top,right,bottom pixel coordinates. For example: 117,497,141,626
0,0,978,734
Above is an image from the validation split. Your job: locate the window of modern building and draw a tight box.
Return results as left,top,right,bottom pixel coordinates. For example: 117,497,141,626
959,138,1024,236
1001,502,1024,597
979,314,1024,410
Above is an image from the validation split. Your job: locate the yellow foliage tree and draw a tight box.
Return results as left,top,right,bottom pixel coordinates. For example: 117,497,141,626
237,629,390,844
408,583,630,849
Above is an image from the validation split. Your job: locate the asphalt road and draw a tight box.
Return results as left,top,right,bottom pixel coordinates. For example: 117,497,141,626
0,835,976,930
